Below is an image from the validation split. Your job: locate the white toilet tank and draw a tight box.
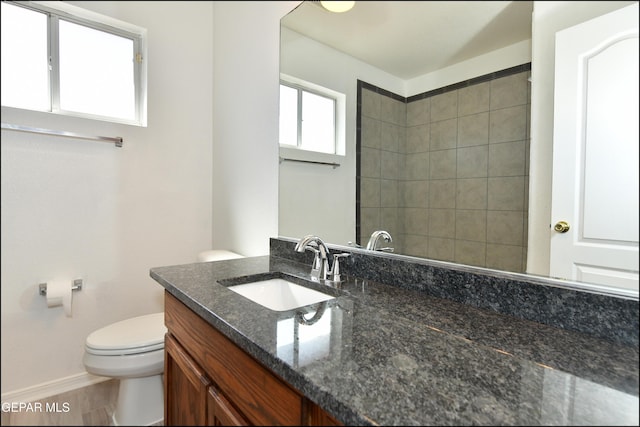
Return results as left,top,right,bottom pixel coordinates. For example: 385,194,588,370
197,249,244,262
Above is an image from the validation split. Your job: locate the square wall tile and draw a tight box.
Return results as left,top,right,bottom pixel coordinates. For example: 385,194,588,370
486,243,523,271
430,149,457,179
458,81,490,116
456,178,488,210
458,112,489,148
455,209,487,242
429,179,456,209
405,151,430,180
428,237,455,262
455,240,486,267
401,180,429,208
488,176,525,211
404,208,429,236
487,210,523,245
407,97,430,126
431,90,458,122
430,118,458,151
403,234,429,258
457,146,488,178
489,141,526,177
429,208,455,238
490,105,527,144
406,124,430,153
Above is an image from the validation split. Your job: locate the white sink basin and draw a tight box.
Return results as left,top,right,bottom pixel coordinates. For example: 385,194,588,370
227,278,334,311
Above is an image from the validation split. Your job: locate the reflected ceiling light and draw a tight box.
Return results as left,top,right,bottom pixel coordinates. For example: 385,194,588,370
320,1,355,13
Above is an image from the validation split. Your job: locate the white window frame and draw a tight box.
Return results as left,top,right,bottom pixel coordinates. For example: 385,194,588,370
279,73,346,164
1,1,147,127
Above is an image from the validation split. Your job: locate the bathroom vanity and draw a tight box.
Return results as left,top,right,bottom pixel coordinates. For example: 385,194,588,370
151,238,639,425
163,292,340,425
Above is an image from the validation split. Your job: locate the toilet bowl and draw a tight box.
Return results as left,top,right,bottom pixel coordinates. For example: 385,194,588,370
83,312,166,426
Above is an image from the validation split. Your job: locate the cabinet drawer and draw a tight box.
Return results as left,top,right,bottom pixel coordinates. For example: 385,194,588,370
165,292,303,425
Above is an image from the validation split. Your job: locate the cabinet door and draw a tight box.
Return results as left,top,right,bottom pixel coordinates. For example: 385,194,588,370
207,386,250,426
165,333,211,426
305,401,343,426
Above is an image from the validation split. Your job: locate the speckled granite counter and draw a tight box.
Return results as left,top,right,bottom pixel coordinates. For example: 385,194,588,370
151,251,639,426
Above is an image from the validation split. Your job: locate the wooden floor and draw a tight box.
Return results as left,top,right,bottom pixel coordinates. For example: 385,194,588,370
1,379,164,426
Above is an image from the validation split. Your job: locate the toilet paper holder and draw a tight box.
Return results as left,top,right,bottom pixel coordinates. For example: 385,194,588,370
39,279,83,296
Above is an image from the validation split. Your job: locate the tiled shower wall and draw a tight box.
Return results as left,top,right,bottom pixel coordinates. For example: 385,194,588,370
357,65,531,273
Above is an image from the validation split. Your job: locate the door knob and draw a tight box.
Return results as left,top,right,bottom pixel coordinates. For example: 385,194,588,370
554,221,570,233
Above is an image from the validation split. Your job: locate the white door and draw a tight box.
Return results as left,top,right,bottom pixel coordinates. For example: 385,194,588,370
550,3,639,290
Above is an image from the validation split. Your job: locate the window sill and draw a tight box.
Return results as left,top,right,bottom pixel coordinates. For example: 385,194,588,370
279,146,343,168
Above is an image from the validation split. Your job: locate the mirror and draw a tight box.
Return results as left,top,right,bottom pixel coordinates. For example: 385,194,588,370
278,1,637,293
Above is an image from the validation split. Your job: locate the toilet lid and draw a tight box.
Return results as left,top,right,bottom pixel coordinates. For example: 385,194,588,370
85,312,166,356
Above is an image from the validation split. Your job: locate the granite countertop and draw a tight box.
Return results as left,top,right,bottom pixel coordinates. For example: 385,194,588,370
150,255,639,426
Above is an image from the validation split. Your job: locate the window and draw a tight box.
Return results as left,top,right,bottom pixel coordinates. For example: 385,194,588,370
279,79,343,155
1,1,146,126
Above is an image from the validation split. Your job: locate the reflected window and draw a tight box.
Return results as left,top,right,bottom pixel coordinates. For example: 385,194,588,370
279,79,338,154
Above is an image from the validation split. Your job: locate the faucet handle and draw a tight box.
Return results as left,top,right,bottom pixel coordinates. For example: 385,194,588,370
329,253,350,283
302,246,323,279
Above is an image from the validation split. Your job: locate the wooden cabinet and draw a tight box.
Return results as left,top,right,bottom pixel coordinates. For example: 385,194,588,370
207,385,250,426
164,291,342,426
164,333,210,426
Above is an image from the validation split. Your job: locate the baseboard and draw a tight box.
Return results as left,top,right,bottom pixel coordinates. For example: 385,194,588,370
1,372,110,403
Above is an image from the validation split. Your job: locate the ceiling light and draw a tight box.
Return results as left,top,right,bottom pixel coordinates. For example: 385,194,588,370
320,1,355,13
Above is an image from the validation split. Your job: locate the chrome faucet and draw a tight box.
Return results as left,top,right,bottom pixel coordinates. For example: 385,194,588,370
366,230,394,252
294,235,332,280
294,235,350,282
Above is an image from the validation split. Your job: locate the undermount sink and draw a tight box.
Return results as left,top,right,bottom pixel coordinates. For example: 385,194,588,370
227,277,334,311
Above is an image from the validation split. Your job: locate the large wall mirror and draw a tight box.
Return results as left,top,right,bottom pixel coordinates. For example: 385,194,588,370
279,1,639,295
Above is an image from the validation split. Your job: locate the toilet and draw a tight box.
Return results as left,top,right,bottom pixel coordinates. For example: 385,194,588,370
83,249,244,426
83,312,166,426
83,250,244,425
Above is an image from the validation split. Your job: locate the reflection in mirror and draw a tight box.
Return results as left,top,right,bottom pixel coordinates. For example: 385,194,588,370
279,1,638,292
280,1,532,272
277,300,352,368
357,67,531,274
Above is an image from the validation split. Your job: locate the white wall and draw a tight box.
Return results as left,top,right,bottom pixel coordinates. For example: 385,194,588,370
1,1,214,396
211,1,297,256
279,27,405,244
527,0,636,276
